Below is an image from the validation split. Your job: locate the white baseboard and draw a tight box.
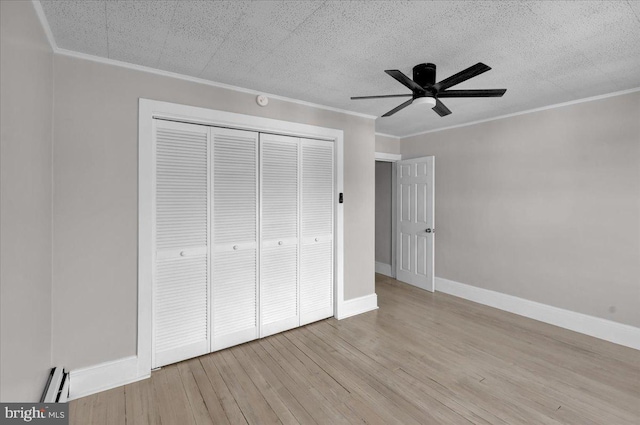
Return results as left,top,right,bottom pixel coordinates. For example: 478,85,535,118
375,262,393,277
69,355,148,400
67,293,377,399
435,277,640,351
337,293,378,320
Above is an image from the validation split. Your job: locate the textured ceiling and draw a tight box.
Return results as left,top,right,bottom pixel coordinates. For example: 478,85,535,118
39,1,640,137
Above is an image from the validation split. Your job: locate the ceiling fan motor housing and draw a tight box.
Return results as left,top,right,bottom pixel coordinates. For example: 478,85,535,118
413,63,437,95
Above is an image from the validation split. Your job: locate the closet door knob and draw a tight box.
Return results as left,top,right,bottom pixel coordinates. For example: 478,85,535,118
315,237,319,242
278,241,283,245
233,245,239,250
180,251,186,257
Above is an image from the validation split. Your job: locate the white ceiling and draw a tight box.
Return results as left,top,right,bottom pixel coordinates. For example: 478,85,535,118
39,1,640,137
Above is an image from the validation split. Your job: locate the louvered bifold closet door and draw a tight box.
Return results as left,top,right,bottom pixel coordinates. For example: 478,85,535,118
153,120,210,368
260,134,299,337
300,138,335,325
211,127,259,351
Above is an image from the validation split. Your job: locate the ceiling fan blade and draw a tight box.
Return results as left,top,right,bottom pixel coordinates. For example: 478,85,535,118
385,70,425,93
432,98,452,117
434,62,491,91
382,99,414,117
350,94,413,100
437,89,506,98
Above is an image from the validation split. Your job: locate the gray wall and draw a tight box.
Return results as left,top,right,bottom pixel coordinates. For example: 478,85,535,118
375,161,393,266
52,55,376,370
401,91,640,327
0,1,53,401
375,134,400,154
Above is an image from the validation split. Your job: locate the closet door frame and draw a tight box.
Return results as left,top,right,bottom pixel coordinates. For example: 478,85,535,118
138,99,345,377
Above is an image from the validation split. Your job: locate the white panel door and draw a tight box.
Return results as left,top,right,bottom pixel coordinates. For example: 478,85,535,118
300,138,334,325
153,120,210,368
211,127,259,351
396,156,435,292
259,134,299,337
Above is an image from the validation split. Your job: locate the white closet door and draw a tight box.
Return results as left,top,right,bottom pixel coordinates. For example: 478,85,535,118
211,127,259,351
300,138,334,325
153,120,210,368
260,134,299,337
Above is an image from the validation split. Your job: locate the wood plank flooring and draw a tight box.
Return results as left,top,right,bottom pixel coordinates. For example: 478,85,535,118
70,274,640,424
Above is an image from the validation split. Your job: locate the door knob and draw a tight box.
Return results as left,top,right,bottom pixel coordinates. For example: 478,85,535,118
233,245,239,250
426,228,435,233
278,241,283,245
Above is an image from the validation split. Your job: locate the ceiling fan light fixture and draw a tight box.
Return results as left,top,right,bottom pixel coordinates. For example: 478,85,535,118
413,96,437,108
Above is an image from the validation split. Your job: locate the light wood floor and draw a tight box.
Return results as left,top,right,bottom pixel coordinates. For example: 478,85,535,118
70,274,640,424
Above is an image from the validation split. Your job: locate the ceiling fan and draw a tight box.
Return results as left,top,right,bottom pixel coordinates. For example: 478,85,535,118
351,62,506,117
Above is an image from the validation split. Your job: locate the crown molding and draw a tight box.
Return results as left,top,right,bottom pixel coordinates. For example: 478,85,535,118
56,48,377,120
399,87,640,139
30,0,640,138
30,1,376,121
374,132,400,139
31,0,58,51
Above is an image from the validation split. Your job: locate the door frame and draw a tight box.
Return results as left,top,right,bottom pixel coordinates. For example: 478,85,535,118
375,152,401,278
138,98,344,377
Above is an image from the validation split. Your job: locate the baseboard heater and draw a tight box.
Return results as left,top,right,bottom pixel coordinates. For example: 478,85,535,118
40,367,69,403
